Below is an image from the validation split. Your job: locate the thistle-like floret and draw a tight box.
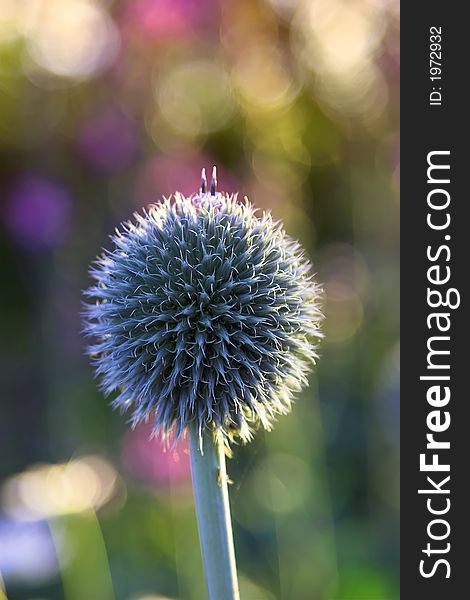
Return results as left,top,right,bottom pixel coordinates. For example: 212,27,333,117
84,193,323,443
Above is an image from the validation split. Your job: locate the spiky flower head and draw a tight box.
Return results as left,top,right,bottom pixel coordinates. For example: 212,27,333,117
84,168,323,444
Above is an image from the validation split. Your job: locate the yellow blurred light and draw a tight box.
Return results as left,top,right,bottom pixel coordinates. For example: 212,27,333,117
246,178,315,245
253,454,312,514
315,63,389,123
155,59,233,138
25,0,120,80
318,243,370,296
0,0,18,44
308,0,382,74
252,151,308,191
292,0,388,121
7,0,43,38
1,455,119,521
233,45,299,111
279,136,311,166
0,0,42,44
324,281,363,343
294,0,384,73
264,0,298,23
220,1,279,54
145,110,205,153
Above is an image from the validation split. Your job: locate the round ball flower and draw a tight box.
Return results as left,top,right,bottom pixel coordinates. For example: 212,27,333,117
83,171,323,444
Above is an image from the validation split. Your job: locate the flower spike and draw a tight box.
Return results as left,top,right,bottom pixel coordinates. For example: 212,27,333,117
210,165,217,195
201,167,207,194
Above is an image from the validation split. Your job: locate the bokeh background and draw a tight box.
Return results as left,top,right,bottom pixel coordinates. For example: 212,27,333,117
0,1,399,599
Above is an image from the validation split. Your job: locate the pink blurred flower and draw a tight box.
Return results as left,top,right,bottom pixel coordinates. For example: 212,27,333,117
78,108,139,173
3,176,72,251
123,0,213,38
122,422,191,487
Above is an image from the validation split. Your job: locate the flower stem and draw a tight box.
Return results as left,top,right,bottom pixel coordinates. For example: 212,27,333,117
188,424,240,600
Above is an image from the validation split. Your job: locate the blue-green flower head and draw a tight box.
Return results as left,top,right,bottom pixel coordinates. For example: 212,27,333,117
84,170,323,444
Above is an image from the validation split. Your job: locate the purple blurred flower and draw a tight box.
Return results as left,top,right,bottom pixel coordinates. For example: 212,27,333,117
122,422,191,488
0,517,59,584
78,108,139,173
3,176,72,251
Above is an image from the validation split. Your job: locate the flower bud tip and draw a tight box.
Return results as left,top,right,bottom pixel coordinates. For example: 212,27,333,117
210,166,217,195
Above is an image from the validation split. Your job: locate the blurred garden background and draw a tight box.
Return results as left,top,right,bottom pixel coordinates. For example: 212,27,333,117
0,1,399,599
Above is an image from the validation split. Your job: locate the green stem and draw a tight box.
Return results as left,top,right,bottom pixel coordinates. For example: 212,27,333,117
189,424,240,600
